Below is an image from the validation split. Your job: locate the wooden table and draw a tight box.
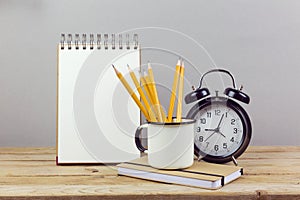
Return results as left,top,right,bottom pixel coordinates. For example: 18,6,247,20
0,146,299,199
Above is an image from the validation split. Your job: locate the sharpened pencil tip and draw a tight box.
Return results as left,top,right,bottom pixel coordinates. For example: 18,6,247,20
112,64,118,73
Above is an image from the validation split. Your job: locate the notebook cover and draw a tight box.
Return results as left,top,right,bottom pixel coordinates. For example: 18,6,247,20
117,156,242,189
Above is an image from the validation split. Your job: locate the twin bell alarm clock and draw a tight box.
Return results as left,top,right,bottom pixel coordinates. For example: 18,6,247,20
185,69,252,164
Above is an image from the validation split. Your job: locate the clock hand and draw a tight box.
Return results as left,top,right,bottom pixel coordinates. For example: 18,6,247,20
218,130,226,138
205,128,216,131
216,114,224,129
216,114,226,138
204,131,216,142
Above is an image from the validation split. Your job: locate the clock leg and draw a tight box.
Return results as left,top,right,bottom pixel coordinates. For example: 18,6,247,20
231,156,238,166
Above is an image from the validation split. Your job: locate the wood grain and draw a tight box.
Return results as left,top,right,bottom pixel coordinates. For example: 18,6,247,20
0,146,299,199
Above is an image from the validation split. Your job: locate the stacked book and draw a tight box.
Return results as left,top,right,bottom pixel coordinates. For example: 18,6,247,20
117,156,243,190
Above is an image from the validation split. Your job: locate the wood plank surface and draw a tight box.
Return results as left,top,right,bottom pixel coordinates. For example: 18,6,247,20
0,146,299,199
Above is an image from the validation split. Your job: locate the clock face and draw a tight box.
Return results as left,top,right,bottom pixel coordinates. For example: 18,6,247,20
194,102,244,158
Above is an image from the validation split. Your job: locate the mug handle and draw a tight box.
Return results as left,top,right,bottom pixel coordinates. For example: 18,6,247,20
135,124,148,152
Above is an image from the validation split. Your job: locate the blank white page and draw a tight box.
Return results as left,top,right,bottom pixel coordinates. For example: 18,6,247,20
57,34,140,163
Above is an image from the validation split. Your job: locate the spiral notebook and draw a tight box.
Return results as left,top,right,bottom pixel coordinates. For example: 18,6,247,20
56,33,141,164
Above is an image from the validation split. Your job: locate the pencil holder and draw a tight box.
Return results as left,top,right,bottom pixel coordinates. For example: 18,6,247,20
135,118,196,169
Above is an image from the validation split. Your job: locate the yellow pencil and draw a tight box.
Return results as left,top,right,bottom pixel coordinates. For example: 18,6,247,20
147,63,165,122
167,59,181,122
141,73,160,121
176,60,185,122
127,65,157,122
112,65,150,121
158,103,167,122
145,70,167,122
144,75,155,103
140,74,155,107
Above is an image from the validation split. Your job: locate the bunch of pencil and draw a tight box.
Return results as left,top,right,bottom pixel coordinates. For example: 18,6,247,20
112,58,185,123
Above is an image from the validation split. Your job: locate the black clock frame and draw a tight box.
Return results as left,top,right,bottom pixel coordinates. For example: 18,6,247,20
186,96,252,164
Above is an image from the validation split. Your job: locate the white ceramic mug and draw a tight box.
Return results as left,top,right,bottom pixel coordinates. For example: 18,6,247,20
135,118,196,169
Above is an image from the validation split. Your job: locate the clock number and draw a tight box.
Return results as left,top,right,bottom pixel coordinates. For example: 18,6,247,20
200,118,206,124
230,137,234,142
196,127,201,132
199,136,203,142
214,145,219,151
225,112,228,117
207,112,211,118
206,142,210,148
215,110,221,116
231,119,236,125
233,128,238,134
223,143,227,149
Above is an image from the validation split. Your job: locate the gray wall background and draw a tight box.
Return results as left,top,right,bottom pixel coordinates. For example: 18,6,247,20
0,0,299,146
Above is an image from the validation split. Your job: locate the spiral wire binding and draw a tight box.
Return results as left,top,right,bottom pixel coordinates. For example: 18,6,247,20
82,34,87,49
111,34,116,50
67,34,72,50
75,34,80,49
104,34,108,49
60,33,138,50
126,34,130,50
133,34,138,50
119,34,123,49
90,34,94,50
60,34,65,50
97,34,101,49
